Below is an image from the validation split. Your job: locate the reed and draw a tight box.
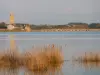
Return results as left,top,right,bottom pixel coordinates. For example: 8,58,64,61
75,52,100,62
0,44,64,73
24,44,64,73
0,49,21,69
46,44,63,69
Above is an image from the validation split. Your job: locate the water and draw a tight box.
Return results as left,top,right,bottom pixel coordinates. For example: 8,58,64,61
0,32,100,75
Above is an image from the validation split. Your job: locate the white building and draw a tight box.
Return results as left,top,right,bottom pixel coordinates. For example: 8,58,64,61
7,24,15,30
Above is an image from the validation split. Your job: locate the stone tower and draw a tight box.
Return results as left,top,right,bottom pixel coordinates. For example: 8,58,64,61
10,12,15,25
7,12,15,30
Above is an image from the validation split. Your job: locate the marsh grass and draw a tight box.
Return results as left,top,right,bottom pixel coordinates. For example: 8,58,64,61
74,52,100,65
72,52,100,69
78,52,100,62
24,44,64,73
0,44,64,74
0,49,21,69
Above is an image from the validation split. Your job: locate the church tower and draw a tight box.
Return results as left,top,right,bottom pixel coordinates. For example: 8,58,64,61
10,12,15,25
7,12,15,30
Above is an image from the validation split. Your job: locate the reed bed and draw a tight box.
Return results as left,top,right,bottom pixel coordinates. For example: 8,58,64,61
74,52,100,62
0,49,21,69
0,44,64,73
23,44,64,73
72,52,100,69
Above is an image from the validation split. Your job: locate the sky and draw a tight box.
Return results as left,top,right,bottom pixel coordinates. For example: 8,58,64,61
0,0,100,24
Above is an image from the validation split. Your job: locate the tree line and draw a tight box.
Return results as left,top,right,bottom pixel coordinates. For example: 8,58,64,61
0,22,100,29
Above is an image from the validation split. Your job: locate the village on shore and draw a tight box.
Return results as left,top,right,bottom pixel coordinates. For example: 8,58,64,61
0,13,100,32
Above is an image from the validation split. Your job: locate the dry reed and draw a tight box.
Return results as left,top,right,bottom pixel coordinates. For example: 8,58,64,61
0,49,21,69
24,44,64,73
0,44,64,73
74,52,100,63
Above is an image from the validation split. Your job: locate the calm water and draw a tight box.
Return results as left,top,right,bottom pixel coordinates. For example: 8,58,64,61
0,32,100,75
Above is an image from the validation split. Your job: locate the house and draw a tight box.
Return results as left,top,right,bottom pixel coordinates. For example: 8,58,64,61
7,24,15,30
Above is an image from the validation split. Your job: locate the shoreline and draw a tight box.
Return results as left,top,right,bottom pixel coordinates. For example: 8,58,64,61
32,29,100,32
0,29,100,32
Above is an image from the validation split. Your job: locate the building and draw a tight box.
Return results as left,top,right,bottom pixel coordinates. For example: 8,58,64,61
7,13,31,32
7,13,16,30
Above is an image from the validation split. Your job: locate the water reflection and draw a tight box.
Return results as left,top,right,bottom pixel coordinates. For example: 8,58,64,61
0,67,63,75
0,67,19,75
24,67,63,75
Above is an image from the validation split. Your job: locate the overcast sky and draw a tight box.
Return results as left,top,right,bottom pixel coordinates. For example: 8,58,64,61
0,0,100,24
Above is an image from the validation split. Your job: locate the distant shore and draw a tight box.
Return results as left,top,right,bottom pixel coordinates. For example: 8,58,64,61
0,29,100,32
32,29,100,32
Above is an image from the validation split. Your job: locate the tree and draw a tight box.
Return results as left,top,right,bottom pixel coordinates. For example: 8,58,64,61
0,22,7,29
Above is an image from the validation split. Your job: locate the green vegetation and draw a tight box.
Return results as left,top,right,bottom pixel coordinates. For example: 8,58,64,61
89,23,100,29
0,22,7,29
30,23,100,29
